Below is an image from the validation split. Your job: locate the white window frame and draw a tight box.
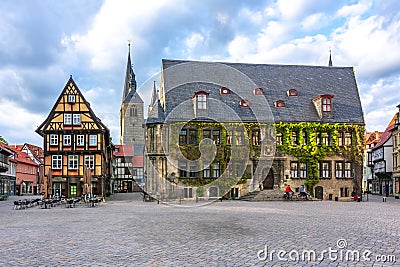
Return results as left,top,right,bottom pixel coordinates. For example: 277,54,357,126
52,155,62,169
50,134,58,146
73,114,81,125
84,155,95,170
68,94,75,103
197,94,207,110
89,135,97,146
63,135,71,146
77,135,85,146
64,114,72,125
68,155,79,170
299,163,307,178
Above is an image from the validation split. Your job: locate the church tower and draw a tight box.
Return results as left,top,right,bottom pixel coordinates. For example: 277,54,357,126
119,44,145,146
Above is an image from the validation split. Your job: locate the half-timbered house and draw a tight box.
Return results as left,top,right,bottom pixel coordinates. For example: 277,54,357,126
36,76,113,198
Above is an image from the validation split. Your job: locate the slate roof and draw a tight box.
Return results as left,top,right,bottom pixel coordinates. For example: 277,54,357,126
151,59,365,125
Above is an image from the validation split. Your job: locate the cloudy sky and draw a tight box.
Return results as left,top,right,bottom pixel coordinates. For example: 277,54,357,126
1,0,399,146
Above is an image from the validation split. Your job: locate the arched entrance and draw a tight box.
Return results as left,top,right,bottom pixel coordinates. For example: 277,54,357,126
262,170,274,190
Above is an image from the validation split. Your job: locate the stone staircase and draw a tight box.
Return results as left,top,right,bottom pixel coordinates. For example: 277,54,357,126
239,189,285,201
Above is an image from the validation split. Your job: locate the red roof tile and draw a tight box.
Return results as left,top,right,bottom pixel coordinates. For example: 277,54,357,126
375,113,397,149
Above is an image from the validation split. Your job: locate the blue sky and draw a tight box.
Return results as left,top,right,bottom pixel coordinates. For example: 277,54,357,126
1,0,400,145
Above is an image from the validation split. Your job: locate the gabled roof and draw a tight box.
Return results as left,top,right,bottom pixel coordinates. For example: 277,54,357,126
10,148,38,167
10,144,44,165
0,141,13,155
36,76,110,138
374,113,397,149
156,59,364,125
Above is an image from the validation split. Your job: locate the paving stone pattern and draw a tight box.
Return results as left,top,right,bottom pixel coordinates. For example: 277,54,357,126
0,194,399,267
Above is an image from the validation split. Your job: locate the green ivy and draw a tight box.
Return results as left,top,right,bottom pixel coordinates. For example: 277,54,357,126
275,122,365,192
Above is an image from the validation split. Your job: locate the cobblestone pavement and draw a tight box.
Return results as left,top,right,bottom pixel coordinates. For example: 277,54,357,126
0,194,399,267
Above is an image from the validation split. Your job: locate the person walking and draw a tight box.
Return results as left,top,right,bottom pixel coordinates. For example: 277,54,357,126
285,184,292,199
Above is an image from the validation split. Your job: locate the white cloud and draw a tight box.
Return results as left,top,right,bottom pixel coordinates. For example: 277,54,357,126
301,13,327,31
336,0,371,18
332,15,400,79
185,33,206,50
227,35,257,61
63,0,183,71
0,98,44,145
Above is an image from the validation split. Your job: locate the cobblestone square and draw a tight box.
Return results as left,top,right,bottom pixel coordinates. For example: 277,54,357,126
0,194,399,266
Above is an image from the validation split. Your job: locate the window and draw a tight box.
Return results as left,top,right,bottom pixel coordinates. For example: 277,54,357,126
73,114,81,125
320,162,331,178
77,135,85,146
292,131,298,145
212,130,220,145
52,155,62,169
254,88,263,96
290,162,298,178
299,163,307,178
239,99,250,108
68,155,79,170
149,127,155,151
189,129,197,144
197,94,207,110
220,87,230,95
203,164,211,178
179,161,187,178
213,162,220,178
179,129,187,145
302,131,308,146
275,100,285,108
89,135,97,146
252,129,260,146
203,130,211,139
67,94,75,103
335,162,343,178
64,114,72,125
84,155,95,169
50,134,58,146
344,162,352,178
63,135,71,146
130,106,137,117
340,187,349,197
287,89,297,96
318,132,330,146
338,132,343,146
322,97,332,112
235,131,244,145
276,132,283,145
189,162,198,178
226,130,232,145
344,132,352,146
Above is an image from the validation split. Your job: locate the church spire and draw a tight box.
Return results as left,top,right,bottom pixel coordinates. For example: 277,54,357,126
122,42,137,102
328,48,333,67
148,81,159,114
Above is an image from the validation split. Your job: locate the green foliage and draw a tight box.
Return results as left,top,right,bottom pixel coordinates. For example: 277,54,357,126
0,136,8,145
274,122,365,192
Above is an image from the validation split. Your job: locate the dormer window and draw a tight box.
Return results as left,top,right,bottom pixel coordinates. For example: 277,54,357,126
254,88,264,96
192,91,209,113
239,99,250,108
287,89,297,96
312,94,334,119
68,94,76,103
197,94,207,109
220,87,231,95
275,100,285,108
